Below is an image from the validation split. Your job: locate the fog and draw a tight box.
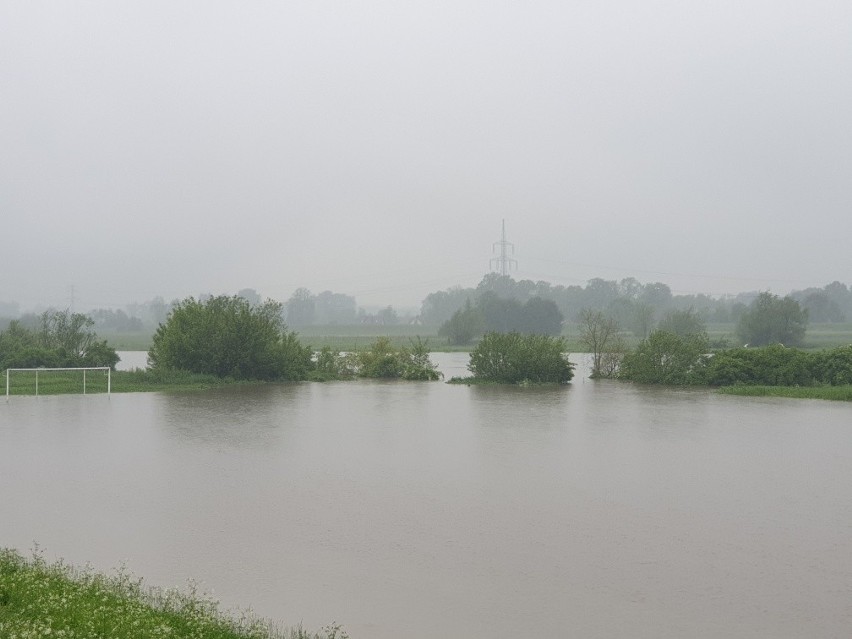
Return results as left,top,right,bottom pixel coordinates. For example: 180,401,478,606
2,1,850,312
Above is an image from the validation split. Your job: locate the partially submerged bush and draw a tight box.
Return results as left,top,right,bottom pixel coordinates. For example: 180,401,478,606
467,332,574,384
619,330,709,385
309,337,441,381
149,296,313,381
701,343,852,387
701,344,815,387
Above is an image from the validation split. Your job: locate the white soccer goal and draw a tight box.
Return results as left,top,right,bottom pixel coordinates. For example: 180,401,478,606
5,367,111,400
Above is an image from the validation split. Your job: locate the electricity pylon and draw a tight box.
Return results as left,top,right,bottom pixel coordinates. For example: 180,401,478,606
490,219,517,276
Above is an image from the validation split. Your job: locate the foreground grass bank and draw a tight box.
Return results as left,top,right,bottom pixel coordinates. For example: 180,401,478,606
717,384,852,401
0,548,346,639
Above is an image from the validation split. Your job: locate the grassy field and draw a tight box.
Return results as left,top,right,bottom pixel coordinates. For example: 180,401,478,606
0,548,346,639
3,369,243,396
101,323,852,354
717,385,852,401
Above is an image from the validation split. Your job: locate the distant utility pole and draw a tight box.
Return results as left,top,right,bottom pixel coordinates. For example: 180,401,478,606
490,219,517,276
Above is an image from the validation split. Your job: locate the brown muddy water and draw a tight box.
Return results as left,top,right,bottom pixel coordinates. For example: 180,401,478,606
2,353,851,638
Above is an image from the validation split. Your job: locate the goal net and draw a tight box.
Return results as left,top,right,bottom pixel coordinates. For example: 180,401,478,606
5,367,111,399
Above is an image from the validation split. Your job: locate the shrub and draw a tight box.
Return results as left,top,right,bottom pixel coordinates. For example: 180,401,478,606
467,332,574,384
701,345,816,387
311,338,441,381
812,345,852,385
149,296,312,381
619,330,709,385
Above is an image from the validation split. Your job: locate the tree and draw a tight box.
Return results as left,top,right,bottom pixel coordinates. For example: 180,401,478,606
149,296,312,380
314,291,357,324
578,309,624,378
657,308,707,339
736,292,808,347
619,330,709,385
236,288,262,306
0,310,118,369
378,306,399,325
438,299,484,345
467,332,574,384
286,288,316,327
518,297,563,335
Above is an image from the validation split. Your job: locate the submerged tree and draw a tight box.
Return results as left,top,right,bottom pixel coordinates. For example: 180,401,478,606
578,309,624,378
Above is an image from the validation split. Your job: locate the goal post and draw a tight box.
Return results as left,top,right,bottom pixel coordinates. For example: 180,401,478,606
5,367,111,400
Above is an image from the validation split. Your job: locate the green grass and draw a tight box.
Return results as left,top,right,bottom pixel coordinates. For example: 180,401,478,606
717,384,852,401
3,369,241,396
0,548,346,639
103,331,154,350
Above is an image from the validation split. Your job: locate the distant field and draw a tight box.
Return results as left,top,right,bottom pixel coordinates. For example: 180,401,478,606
100,322,852,354
103,331,153,350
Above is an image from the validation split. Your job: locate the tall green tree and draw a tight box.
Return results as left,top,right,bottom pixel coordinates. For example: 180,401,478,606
736,292,808,347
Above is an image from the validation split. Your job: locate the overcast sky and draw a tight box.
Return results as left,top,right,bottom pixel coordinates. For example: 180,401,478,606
2,1,850,312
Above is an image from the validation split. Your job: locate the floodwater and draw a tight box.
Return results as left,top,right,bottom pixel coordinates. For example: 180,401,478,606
2,353,851,638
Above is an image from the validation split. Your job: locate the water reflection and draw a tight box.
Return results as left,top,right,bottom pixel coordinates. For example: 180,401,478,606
158,383,307,449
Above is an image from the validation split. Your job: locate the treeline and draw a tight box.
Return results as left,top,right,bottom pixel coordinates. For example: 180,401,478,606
580,296,851,387
438,294,563,344
420,274,852,333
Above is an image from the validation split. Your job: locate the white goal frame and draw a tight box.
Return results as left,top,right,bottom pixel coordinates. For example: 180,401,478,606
5,367,111,400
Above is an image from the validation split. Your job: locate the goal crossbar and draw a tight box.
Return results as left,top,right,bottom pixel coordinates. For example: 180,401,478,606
5,367,111,400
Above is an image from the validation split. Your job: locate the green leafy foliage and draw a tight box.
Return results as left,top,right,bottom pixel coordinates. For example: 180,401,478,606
308,338,441,381
815,344,852,385
619,330,709,385
0,310,119,370
701,345,815,386
149,296,312,381
0,547,348,639
467,332,574,384
701,344,852,387
736,292,808,347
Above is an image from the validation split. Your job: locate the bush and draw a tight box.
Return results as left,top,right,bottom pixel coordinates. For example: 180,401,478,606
467,332,574,384
701,345,816,387
309,338,441,381
811,345,852,386
619,330,709,385
149,296,313,381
